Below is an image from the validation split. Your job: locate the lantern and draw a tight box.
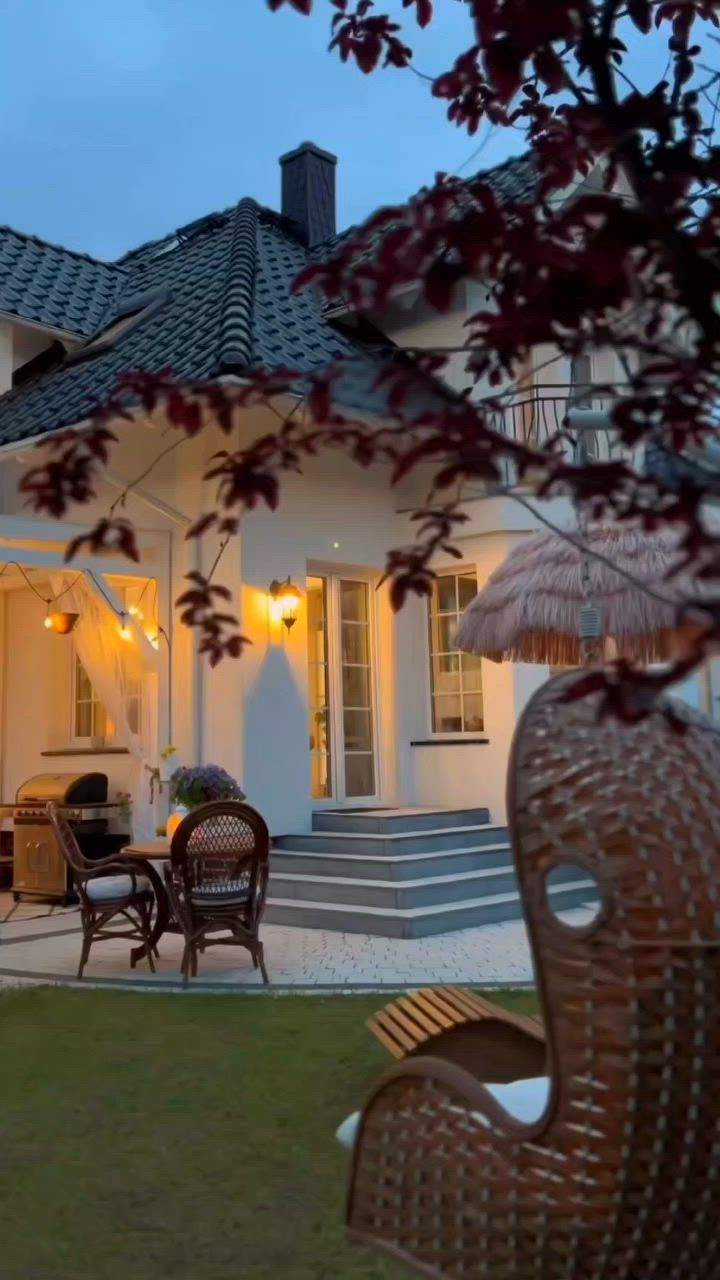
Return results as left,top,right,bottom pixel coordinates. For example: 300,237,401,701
269,577,302,630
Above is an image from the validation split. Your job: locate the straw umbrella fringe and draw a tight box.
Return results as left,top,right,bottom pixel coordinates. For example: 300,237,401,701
454,526,707,666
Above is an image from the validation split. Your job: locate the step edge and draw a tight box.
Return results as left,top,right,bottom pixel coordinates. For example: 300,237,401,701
275,824,508,843
267,880,595,919
269,867,524,889
272,842,512,862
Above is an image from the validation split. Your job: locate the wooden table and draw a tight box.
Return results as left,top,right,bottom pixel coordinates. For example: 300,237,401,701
121,840,172,966
123,840,171,860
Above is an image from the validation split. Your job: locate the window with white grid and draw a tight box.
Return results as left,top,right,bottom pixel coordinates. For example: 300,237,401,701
428,572,484,734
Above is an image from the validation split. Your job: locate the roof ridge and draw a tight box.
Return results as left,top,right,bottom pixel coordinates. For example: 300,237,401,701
216,197,260,374
0,223,124,272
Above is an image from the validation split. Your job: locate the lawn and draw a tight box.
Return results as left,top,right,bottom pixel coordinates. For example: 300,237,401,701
0,987,538,1280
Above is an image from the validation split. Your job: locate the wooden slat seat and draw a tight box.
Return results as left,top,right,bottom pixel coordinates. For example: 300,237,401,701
368,984,546,1083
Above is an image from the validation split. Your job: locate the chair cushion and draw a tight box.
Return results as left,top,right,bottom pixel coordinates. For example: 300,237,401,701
190,879,251,908
335,1077,550,1151
86,874,152,903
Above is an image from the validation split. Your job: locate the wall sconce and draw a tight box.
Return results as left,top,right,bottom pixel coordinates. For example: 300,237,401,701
269,577,301,631
46,612,79,635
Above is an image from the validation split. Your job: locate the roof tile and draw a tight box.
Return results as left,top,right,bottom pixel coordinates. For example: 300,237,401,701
0,154,536,446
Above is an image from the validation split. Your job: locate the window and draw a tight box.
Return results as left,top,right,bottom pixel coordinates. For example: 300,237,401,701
65,289,170,366
73,657,112,742
72,657,141,743
428,572,484,734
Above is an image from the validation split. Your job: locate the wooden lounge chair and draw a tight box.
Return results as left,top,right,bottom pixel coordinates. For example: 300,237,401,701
343,670,720,1279
48,803,160,979
163,800,270,986
368,985,545,1081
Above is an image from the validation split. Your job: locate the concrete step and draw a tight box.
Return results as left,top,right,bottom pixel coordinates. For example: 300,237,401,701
269,864,530,910
273,824,509,858
270,842,512,882
312,806,490,834
265,879,596,939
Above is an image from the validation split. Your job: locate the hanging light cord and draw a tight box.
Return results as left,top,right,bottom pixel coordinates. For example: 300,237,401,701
0,561,83,608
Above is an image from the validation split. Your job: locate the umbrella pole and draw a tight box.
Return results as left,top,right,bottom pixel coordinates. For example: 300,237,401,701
570,411,605,668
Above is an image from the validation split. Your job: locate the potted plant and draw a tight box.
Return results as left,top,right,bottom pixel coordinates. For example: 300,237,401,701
166,765,245,838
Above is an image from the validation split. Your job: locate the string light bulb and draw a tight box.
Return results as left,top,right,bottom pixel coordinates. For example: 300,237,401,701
118,614,133,642
43,610,53,630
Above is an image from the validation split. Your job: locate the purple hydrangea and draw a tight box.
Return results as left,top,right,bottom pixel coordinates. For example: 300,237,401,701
169,764,245,808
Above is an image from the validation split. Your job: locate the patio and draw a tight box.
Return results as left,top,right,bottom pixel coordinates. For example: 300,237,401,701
0,890,556,989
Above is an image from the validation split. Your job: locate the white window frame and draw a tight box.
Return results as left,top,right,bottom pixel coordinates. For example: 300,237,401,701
426,566,484,738
69,652,143,747
70,653,113,746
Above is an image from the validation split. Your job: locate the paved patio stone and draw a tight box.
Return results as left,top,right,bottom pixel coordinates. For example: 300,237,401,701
0,897,597,991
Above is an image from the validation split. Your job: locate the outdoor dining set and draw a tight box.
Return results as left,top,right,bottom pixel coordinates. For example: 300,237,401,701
47,800,270,985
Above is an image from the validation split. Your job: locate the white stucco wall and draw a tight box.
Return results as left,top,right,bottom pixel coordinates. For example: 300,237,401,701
0,385,712,843
237,452,406,833
397,528,549,824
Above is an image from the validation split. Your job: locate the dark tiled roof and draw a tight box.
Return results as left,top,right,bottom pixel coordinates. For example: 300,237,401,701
0,203,373,445
478,151,536,204
0,152,535,447
0,227,123,337
312,152,536,260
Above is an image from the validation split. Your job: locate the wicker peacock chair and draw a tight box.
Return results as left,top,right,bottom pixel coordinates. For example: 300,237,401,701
343,670,720,1280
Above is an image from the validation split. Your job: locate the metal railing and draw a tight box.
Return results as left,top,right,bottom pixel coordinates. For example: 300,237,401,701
484,383,637,475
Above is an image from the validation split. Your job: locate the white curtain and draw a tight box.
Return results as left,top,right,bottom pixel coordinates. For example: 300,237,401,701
49,572,159,841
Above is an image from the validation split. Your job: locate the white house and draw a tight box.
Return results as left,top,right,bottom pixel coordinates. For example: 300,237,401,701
0,143,713,931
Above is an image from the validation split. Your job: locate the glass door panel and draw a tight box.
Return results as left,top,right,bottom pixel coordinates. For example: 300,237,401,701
307,575,332,800
339,579,375,799
306,573,379,804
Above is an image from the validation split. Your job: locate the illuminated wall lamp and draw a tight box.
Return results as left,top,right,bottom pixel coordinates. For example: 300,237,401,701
269,577,301,631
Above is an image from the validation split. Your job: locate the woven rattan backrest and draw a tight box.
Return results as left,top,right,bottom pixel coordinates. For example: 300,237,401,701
509,671,720,1205
170,801,270,900
46,802,91,876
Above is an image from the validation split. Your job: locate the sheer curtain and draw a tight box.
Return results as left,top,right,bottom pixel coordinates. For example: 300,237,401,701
49,572,159,841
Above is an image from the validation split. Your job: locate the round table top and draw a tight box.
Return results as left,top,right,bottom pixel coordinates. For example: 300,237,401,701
122,840,171,859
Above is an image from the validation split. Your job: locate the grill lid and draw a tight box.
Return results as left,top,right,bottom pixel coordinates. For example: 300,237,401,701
16,773,108,805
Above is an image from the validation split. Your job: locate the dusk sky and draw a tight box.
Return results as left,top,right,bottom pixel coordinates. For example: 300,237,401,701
0,3,672,262
0,1,521,260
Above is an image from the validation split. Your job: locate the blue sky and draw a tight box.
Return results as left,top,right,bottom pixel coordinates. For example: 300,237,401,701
0,0,520,259
0,2,674,261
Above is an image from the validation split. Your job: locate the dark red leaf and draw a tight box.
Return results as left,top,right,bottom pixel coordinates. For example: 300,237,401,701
403,0,432,28
267,0,312,13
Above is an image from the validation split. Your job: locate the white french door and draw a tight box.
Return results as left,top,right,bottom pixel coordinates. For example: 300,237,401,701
307,574,380,805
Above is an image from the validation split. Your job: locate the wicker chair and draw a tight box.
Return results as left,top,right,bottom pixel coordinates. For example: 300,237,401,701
344,671,720,1280
163,800,270,986
48,803,159,979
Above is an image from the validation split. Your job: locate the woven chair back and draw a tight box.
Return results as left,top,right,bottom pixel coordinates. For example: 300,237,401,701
46,802,92,877
346,672,720,1279
170,801,270,908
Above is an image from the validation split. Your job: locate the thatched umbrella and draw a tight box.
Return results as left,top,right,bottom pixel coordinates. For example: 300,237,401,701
455,525,707,666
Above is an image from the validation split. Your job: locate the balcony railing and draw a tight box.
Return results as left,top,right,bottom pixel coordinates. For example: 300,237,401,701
485,383,636,471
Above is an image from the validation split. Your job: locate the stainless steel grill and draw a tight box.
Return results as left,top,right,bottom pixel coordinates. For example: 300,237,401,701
8,772,125,902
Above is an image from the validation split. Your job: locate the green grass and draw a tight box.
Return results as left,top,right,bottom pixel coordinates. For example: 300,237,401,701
0,987,538,1280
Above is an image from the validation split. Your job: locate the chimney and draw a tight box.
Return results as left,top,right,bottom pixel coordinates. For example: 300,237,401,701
279,141,337,247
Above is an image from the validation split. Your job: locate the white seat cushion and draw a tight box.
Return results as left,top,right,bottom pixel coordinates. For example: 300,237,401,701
190,879,251,907
335,1077,550,1151
86,874,151,903
485,1076,550,1122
